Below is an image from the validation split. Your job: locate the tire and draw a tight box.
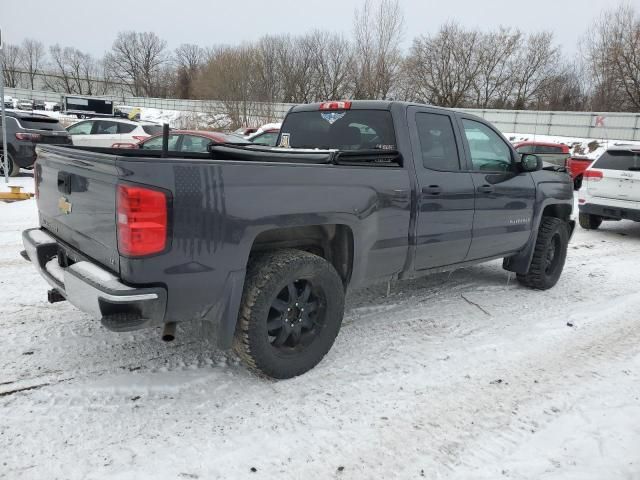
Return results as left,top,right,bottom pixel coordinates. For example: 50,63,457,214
517,217,569,290
0,153,20,177
573,176,582,191
578,212,602,230
233,249,345,379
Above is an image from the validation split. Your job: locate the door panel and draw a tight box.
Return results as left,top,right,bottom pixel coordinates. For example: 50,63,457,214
460,118,535,259
409,107,475,270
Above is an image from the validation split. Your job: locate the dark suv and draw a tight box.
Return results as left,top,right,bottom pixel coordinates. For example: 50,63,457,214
0,111,71,176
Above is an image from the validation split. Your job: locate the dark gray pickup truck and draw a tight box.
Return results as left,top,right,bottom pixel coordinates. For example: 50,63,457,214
22,101,574,378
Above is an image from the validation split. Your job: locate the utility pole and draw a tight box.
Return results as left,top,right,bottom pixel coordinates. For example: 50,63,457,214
0,27,9,183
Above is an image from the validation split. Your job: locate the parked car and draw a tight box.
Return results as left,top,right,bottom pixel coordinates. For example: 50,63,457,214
17,99,34,111
0,111,71,176
66,119,163,147
578,145,640,229
33,100,46,111
3,96,13,109
247,125,281,146
22,100,574,379
513,141,570,169
113,130,250,151
566,156,594,190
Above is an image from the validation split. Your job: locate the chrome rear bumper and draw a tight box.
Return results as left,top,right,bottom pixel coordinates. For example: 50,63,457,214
22,228,167,331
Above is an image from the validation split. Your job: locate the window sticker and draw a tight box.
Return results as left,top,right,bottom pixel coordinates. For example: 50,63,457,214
321,112,346,125
278,133,291,148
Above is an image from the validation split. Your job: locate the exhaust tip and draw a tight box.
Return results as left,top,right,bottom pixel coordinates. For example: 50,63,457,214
162,322,177,342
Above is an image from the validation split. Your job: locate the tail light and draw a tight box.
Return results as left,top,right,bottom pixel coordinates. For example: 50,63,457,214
117,184,168,257
15,132,42,142
584,170,603,181
319,101,352,110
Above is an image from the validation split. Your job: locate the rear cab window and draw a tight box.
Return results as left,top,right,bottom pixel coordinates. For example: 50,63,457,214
279,109,396,151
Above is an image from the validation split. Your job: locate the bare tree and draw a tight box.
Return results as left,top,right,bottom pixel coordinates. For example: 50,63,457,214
105,31,168,97
404,22,482,107
1,44,23,88
509,32,560,109
174,43,205,99
20,39,46,89
353,0,404,99
308,30,355,101
45,45,100,95
586,3,640,111
473,28,521,108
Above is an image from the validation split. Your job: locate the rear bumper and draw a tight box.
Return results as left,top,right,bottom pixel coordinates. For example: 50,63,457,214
22,228,167,332
579,202,640,222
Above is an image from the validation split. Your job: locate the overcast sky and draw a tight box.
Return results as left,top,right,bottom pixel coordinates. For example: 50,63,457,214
1,0,624,57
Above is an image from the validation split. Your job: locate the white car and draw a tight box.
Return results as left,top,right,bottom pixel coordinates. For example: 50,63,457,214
66,118,163,148
578,145,640,229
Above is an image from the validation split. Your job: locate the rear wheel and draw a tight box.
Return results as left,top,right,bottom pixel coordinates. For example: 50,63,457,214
578,212,602,230
233,249,345,379
0,153,20,177
517,217,569,290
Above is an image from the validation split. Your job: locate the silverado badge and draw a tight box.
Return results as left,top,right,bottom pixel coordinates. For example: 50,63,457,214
58,197,72,215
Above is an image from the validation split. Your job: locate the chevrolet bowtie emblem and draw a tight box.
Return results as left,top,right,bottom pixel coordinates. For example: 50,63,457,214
58,196,72,215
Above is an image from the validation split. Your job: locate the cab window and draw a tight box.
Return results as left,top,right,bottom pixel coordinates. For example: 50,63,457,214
415,113,461,171
462,119,512,172
141,134,180,150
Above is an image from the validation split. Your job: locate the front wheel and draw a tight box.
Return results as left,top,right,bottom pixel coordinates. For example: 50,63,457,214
233,249,345,379
517,217,569,290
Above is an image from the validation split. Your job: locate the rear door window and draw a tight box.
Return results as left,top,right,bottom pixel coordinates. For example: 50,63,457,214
93,121,119,135
279,110,396,151
18,116,65,131
593,150,640,171
415,112,461,171
118,123,137,134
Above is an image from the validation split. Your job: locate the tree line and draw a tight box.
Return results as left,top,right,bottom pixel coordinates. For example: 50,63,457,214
2,1,638,119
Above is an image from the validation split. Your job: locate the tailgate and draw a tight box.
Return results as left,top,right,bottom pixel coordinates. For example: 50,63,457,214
36,145,121,273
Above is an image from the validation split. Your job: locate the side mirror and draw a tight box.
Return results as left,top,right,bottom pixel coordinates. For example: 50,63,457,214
519,153,542,172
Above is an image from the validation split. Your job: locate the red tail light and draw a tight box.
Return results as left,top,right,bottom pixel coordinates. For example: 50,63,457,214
15,132,42,142
319,101,352,110
117,184,168,257
584,170,603,181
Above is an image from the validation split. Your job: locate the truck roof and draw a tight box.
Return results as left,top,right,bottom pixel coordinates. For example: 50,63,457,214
289,100,456,114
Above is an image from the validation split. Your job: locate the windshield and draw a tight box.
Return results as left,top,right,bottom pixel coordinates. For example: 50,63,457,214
279,110,396,150
593,150,640,171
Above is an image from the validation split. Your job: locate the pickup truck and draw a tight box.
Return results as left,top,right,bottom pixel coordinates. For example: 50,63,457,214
22,100,575,379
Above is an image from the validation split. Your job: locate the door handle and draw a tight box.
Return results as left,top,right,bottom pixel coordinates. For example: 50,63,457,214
477,184,494,194
422,185,442,195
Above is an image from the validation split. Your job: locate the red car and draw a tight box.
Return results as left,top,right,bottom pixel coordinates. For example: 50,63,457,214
113,130,250,151
566,156,594,190
513,141,570,168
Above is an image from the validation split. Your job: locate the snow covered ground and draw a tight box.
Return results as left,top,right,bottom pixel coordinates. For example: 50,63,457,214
2,173,640,480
